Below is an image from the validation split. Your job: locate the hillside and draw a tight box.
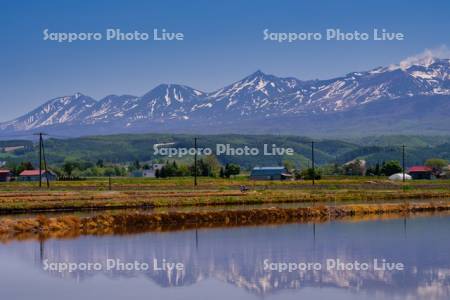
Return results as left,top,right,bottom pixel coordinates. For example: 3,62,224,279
2,133,450,170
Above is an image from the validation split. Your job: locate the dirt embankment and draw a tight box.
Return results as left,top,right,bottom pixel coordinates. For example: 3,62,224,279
0,201,449,242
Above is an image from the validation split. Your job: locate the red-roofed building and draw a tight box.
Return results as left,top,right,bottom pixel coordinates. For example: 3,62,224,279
19,170,57,182
0,169,12,182
408,166,433,180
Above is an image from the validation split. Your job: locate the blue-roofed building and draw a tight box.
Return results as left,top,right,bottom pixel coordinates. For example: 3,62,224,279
250,166,292,180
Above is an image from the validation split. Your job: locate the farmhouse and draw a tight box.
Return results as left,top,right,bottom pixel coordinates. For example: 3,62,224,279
250,167,292,180
0,170,12,182
131,164,164,178
143,164,164,178
408,166,433,180
19,170,57,182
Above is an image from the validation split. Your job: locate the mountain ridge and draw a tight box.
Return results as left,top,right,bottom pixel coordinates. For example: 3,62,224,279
1,57,450,137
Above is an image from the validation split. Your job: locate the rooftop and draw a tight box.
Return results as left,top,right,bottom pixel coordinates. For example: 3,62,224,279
252,167,286,170
19,170,49,176
408,166,432,173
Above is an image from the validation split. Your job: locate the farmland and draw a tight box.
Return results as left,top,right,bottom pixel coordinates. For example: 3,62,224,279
0,177,449,241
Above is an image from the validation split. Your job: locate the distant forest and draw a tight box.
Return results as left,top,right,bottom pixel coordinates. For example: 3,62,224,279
1,133,450,170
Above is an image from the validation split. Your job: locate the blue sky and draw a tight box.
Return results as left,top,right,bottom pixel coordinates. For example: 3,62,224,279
1,0,449,121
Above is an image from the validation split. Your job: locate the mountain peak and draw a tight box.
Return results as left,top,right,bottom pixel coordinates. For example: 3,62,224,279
252,70,265,76
74,92,83,98
245,70,270,80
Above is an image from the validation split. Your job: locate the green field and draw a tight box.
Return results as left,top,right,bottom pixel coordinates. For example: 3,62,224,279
0,177,449,214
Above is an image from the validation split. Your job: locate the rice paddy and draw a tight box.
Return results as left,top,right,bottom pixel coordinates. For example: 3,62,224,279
0,177,449,240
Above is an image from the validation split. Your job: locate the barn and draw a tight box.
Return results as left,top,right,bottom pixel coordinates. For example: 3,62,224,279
19,170,57,182
408,166,433,180
250,167,292,180
0,170,12,182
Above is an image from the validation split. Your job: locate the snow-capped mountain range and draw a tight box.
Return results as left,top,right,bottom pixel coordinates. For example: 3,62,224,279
1,57,450,137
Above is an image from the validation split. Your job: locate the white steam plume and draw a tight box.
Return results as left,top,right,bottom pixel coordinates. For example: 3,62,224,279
389,45,450,70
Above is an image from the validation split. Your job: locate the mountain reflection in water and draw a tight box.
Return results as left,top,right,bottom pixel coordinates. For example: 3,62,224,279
0,215,449,300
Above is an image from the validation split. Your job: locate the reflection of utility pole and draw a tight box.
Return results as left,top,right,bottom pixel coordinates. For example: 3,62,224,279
195,228,199,250
311,141,315,185
34,132,50,188
403,217,407,239
313,223,316,241
39,239,45,263
194,137,198,187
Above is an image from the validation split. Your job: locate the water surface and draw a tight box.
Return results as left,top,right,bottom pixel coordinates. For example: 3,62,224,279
0,215,449,300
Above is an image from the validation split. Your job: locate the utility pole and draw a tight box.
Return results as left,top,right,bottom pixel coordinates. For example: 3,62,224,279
402,145,406,183
34,132,49,188
42,134,50,189
39,134,42,187
194,137,198,187
311,141,315,185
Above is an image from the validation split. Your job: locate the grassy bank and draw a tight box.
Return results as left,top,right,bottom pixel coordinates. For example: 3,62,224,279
1,201,449,241
1,188,450,214
1,177,450,191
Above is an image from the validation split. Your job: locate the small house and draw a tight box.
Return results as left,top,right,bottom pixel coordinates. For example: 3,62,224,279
143,164,164,178
408,166,433,180
131,164,164,178
0,170,12,182
250,167,292,180
19,170,57,182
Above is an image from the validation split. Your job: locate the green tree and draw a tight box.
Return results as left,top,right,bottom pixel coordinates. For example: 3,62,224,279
224,163,240,178
199,159,211,177
374,162,381,176
301,168,321,180
163,160,178,177
381,160,402,176
293,169,302,180
159,166,167,178
177,164,190,176
425,158,448,175
366,162,381,176
203,155,222,177
104,167,116,177
283,160,295,172
63,160,80,177
96,159,104,168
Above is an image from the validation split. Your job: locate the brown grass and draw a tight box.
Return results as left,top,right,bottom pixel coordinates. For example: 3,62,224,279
1,201,449,242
